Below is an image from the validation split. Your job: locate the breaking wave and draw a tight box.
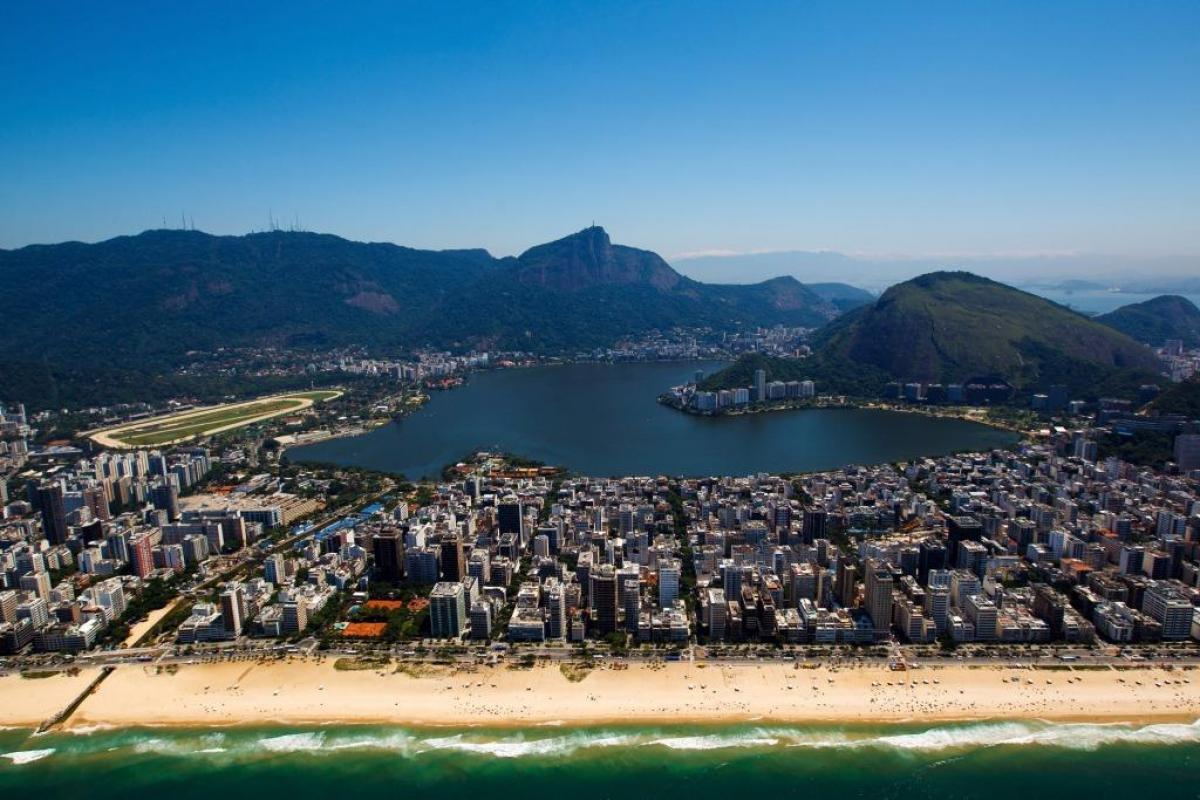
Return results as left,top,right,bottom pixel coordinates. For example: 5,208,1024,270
2,749,55,765
9,719,1200,764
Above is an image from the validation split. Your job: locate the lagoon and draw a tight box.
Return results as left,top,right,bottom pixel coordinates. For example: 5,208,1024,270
290,362,1018,478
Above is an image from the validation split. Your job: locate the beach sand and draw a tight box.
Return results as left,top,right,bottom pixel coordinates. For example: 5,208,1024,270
2,659,1195,730
0,669,104,727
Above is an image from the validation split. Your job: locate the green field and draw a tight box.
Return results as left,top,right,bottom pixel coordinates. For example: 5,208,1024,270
94,390,340,447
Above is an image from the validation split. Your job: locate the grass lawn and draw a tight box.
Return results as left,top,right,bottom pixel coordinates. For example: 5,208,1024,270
96,390,341,447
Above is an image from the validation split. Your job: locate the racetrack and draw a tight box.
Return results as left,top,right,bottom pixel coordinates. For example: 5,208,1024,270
88,390,341,449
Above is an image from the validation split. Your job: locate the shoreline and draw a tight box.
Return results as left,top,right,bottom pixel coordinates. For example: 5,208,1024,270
661,396,1028,436
3,660,1196,732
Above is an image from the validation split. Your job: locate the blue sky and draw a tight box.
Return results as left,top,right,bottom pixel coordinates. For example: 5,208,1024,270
1,1,1197,264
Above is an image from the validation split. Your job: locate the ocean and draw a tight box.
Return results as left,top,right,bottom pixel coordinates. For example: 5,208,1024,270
4,720,1200,798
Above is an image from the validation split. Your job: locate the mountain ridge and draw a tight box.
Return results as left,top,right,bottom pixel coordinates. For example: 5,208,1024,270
0,226,841,406
701,271,1163,402
1097,295,1200,348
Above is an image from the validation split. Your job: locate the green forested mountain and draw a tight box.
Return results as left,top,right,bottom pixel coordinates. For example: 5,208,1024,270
1146,377,1200,418
814,272,1160,393
0,226,841,406
1097,295,1200,347
805,283,876,313
702,272,1164,401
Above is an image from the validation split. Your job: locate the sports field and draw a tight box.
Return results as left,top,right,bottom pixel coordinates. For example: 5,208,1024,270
89,390,341,448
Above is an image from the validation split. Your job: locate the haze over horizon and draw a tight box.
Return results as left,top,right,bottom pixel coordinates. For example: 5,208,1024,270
2,1,1198,281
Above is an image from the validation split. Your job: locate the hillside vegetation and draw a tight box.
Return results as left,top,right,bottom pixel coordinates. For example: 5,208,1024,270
1146,378,1200,419
1098,295,1200,347
0,226,842,406
812,272,1160,397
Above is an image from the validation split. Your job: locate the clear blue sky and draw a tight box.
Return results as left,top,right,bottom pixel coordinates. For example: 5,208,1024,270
1,1,1197,261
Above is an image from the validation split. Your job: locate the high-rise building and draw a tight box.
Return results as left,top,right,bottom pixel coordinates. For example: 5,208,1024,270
590,564,619,636
281,600,308,634
754,369,767,403
836,561,858,608
706,588,727,641
1175,434,1200,472
371,530,405,582
497,498,525,541
946,516,982,565
923,585,950,632
0,590,19,623
405,547,441,585
82,485,111,521
546,581,567,639
36,483,68,545
949,570,981,610
917,538,946,584
623,579,641,632
468,600,492,640
129,531,155,578
264,553,286,585
220,586,244,637
430,581,467,638
1142,584,1193,640
151,482,181,522
439,534,465,582
658,559,681,608
963,594,998,641
864,560,894,639
801,509,826,545
19,571,51,601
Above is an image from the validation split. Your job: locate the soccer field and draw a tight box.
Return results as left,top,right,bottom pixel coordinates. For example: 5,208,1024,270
89,390,341,448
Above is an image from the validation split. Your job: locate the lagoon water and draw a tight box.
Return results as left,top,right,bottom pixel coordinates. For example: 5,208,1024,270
290,362,1017,478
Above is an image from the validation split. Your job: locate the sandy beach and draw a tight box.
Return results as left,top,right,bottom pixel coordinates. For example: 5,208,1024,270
0,670,102,728
2,660,1197,730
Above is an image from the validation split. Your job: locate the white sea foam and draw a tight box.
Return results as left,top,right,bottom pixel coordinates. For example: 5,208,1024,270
64,724,116,735
257,732,327,752
418,732,642,758
2,748,55,765
762,720,1200,752
326,732,417,754
37,719,1200,762
125,732,229,756
647,735,781,750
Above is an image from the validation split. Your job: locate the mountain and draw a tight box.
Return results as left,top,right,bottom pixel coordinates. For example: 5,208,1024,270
509,225,682,292
805,283,875,313
1145,377,1200,419
699,272,1164,402
672,249,1200,294
0,226,841,406
810,272,1161,397
428,228,839,351
1097,295,1200,347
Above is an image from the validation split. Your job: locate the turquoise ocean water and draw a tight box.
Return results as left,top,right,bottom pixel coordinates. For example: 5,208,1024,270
3,720,1200,799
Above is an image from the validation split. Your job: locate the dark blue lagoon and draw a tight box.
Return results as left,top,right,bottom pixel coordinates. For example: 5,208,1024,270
289,361,1018,478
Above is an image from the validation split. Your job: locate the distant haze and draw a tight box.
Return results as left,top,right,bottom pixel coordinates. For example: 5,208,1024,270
672,251,1200,295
